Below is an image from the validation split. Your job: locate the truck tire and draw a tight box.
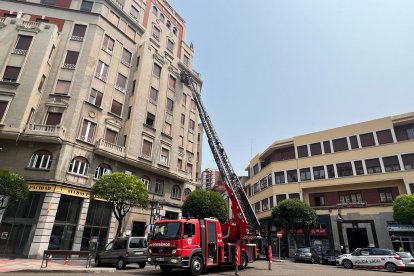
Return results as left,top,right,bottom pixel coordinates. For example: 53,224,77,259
239,253,248,270
160,265,173,273
190,255,203,276
138,262,146,268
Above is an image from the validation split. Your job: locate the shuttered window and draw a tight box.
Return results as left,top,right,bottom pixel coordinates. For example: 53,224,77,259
110,100,122,116
360,132,375,147
104,129,117,144
45,112,62,125
377,129,393,144
3,66,21,82
0,101,9,122
72,24,87,39
15,36,33,51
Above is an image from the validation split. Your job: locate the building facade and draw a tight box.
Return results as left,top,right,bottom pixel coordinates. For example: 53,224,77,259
201,168,220,190
245,112,414,257
0,0,203,258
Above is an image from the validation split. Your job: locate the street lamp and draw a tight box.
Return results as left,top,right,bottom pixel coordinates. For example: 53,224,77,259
150,199,163,225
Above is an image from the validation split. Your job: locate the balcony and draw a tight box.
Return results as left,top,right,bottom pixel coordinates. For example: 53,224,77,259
24,123,66,142
139,153,153,162
95,72,107,82
12,49,28,55
95,138,125,158
62,63,76,70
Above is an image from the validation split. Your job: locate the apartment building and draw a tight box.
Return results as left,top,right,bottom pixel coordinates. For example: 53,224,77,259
0,0,203,258
245,112,414,257
201,168,220,190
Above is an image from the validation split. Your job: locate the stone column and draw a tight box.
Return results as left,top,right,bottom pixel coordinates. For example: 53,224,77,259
72,198,90,251
107,213,117,241
28,192,61,259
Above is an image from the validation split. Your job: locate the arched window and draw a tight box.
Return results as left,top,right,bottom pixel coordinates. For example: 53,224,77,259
141,176,151,191
171,185,181,199
172,27,177,36
159,13,165,23
95,163,111,179
152,6,158,16
68,156,89,176
166,20,171,29
28,150,52,169
182,188,191,200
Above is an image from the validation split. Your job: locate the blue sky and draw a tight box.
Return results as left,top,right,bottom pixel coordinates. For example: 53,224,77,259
169,0,414,175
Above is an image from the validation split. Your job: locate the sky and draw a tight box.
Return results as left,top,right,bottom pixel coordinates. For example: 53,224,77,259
168,0,414,176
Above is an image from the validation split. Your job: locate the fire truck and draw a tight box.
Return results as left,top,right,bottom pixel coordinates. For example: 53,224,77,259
147,70,261,275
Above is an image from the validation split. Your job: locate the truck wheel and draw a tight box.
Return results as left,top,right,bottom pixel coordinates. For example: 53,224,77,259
138,262,146,268
160,265,173,273
190,256,203,276
116,258,125,270
239,253,248,270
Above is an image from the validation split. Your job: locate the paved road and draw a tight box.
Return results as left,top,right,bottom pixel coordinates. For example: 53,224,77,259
6,259,410,275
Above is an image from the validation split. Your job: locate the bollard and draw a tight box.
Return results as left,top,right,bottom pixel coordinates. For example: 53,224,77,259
268,245,272,270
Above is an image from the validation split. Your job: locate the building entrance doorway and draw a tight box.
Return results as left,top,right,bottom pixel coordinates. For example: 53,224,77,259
346,228,369,252
132,221,145,236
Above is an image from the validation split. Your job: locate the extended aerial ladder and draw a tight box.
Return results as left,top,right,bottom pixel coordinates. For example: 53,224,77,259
180,70,260,242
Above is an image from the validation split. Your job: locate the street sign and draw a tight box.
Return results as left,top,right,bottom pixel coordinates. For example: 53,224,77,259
276,232,283,238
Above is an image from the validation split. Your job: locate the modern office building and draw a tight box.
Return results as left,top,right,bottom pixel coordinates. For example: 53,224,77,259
245,112,414,257
201,167,220,190
0,0,203,258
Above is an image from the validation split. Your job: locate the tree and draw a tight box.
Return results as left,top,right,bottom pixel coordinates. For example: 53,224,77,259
182,189,228,223
0,169,28,210
271,199,317,249
91,172,149,237
393,194,414,225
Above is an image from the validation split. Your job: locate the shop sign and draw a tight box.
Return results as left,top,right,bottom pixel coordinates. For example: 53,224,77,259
28,183,55,192
55,186,90,199
27,183,107,200
336,202,367,208
387,223,414,232
280,228,328,236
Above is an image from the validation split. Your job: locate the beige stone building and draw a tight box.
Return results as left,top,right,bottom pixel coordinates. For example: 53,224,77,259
0,0,203,258
245,112,414,257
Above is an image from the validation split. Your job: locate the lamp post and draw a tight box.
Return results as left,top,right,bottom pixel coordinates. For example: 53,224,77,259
149,197,163,225
276,232,283,260
336,209,345,254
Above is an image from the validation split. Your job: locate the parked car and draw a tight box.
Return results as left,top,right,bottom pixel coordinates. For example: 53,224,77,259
293,247,319,264
396,252,414,270
336,247,405,272
95,236,148,269
322,249,341,265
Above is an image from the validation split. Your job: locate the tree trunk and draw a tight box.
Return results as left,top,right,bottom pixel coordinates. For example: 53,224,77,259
116,218,123,237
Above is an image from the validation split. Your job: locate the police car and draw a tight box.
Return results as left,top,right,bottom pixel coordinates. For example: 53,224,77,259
336,248,405,272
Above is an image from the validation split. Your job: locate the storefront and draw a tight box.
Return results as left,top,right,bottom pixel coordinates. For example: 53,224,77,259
388,222,414,253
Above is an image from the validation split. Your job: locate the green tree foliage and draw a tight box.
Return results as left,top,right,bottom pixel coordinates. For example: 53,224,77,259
393,194,414,225
272,199,317,248
0,169,28,210
182,189,228,223
91,172,149,237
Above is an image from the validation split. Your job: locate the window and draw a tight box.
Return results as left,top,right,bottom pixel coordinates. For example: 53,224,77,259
45,112,62,125
166,98,174,114
323,141,331,153
276,194,287,204
287,170,298,182
80,0,93,11
354,160,364,175
152,5,158,15
183,188,191,200
171,185,181,199
110,100,122,116
314,194,325,206
186,163,193,177
167,39,174,52
269,196,274,208
163,122,171,136
300,168,311,181
159,13,165,23
102,34,115,54
267,174,273,186
360,132,375,147
327,164,335,178
178,136,184,147
407,127,414,140
262,198,269,211
169,75,176,90
173,27,178,36
38,74,46,92
349,135,359,149
183,54,190,66
88,89,103,107
68,156,89,176
94,163,111,179
254,202,261,212
332,137,348,152
141,140,152,159
127,106,132,120
131,80,136,95
336,162,353,177
190,100,196,111
377,129,393,144
155,179,164,195
3,66,21,82
63,51,79,69
297,145,308,158
383,156,401,172
0,101,8,122
130,5,139,20
310,142,322,156
104,128,118,144
149,87,158,104
365,158,381,174
180,114,185,125
187,141,194,152
379,189,393,203
260,177,268,190
95,60,109,81
274,171,285,184
71,25,86,41
108,11,119,26
28,150,52,169
79,119,96,143
140,176,151,190
152,26,160,40
177,159,183,170
166,20,171,29
339,192,362,203
402,153,414,170
182,94,187,106
54,80,71,95
153,63,161,78
115,73,127,92
160,148,169,166
48,46,55,62
14,35,33,54
289,193,300,199
313,166,325,180
189,119,195,133
145,112,155,127
121,48,132,66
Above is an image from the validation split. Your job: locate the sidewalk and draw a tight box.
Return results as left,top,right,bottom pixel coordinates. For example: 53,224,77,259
0,258,116,273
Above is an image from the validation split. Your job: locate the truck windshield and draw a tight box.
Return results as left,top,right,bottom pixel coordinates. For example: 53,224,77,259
152,222,182,240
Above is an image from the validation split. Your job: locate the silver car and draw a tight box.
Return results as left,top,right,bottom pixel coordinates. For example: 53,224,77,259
95,236,148,269
396,252,414,269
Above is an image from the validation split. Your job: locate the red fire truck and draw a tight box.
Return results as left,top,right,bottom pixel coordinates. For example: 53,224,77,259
147,71,261,275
